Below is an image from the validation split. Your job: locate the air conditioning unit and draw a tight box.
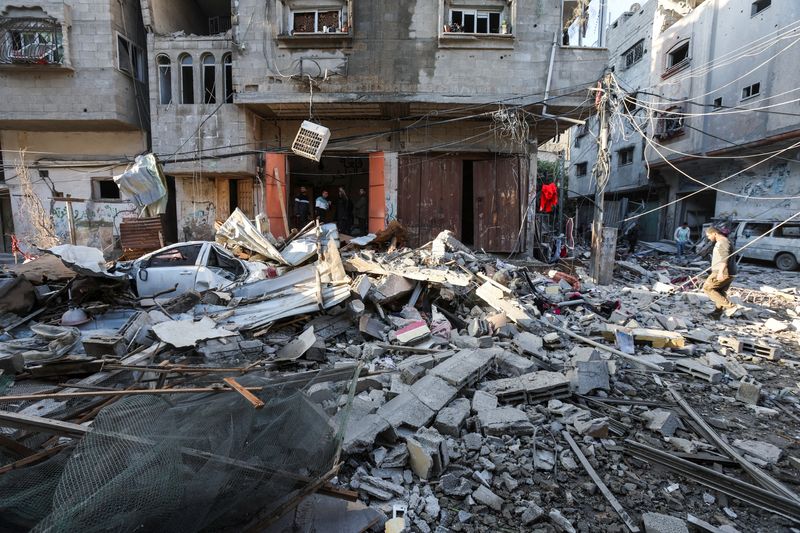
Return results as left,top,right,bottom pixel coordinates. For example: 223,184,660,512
291,121,331,162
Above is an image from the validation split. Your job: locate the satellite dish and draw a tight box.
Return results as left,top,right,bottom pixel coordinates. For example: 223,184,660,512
630,3,642,11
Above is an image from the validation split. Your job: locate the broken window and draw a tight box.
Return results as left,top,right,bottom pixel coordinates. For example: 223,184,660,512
562,0,606,47
1,16,63,65
116,34,145,82
207,246,244,279
91,179,122,201
617,147,634,166
223,53,233,103
653,107,684,140
622,40,644,69
663,41,689,76
742,222,773,238
751,0,771,15
202,53,216,104
148,244,203,268
712,96,723,109
576,162,588,177
448,9,505,34
157,55,172,105
741,82,760,100
292,9,342,33
180,54,194,104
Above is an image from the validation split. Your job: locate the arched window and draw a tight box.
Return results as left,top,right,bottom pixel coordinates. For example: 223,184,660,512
179,54,194,104
223,53,233,103
201,53,216,104
156,55,172,105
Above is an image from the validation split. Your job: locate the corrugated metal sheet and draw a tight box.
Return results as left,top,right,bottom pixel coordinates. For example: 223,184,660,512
119,215,167,256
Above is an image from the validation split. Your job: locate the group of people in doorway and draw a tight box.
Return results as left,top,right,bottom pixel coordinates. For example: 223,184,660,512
293,186,369,235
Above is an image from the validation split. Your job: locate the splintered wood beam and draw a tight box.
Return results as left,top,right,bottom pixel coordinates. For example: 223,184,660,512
223,377,265,409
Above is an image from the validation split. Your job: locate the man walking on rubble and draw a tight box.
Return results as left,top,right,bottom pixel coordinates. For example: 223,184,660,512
703,226,741,318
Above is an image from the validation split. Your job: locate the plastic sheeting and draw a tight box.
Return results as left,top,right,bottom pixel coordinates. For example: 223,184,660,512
113,154,168,217
47,245,126,279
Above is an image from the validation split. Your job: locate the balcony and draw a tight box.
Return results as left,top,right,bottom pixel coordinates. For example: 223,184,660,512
0,16,66,68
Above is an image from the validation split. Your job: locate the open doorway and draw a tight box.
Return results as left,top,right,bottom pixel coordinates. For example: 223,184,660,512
288,154,369,235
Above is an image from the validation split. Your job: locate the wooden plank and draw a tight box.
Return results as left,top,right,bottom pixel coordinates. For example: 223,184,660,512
0,434,36,458
216,177,231,222
223,377,265,409
237,178,255,218
0,410,88,437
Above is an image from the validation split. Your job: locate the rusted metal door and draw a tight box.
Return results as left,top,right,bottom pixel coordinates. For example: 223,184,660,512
473,156,526,253
398,156,462,247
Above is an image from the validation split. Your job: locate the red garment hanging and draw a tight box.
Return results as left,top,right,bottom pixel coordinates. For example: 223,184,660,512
539,182,558,213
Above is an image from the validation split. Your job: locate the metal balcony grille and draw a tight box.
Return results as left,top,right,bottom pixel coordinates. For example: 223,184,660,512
0,17,63,65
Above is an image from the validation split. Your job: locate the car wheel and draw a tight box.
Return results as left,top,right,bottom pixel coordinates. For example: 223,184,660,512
775,252,798,271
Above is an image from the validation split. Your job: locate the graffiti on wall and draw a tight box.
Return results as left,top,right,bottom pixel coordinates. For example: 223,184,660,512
181,202,216,241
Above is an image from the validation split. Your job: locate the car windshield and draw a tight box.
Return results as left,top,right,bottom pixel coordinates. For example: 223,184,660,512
207,246,244,278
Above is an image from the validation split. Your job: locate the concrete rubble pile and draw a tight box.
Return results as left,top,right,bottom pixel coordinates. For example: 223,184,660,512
0,223,799,532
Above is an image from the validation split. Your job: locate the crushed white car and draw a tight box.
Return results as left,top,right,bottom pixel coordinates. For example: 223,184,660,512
126,242,268,298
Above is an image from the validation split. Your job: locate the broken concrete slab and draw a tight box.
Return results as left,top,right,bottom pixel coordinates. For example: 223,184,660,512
409,375,458,412
406,427,449,480
378,393,436,429
433,398,470,437
735,378,761,405
429,348,498,388
476,406,534,436
372,274,415,304
567,360,609,395
641,512,689,533
440,473,472,497
732,439,782,464
513,331,544,356
496,351,538,377
471,390,499,414
642,409,681,437
342,413,395,454
472,485,504,511
480,371,570,404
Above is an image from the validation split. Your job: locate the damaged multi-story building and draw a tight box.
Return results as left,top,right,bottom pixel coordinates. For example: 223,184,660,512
140,0,608,254
0,0,150,251
568,0,800,242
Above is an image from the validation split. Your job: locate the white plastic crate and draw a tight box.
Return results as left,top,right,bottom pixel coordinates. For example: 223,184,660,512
291,120,331,162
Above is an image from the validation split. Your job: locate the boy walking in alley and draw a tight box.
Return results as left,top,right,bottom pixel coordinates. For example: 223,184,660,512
702,226,741,318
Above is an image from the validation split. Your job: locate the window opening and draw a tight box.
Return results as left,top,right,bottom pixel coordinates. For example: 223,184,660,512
1,16,63,65
751,0,771,15
148,244,203,267
292,9,342,33
202,53,216,104
92,179,121,200
667,41,689,70
157,55,172,104
180,54,194,104
618,147,634,166
223,53,233,103
741,82,760,100
576,162,588,177
654,107,684,140
713,97,723,109
448,9,505,34
623,40,644,69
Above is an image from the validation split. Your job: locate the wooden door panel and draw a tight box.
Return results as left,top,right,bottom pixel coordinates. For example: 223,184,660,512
473,157,522,253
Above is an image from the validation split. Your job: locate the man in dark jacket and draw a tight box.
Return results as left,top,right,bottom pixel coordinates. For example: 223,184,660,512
293,187,310,229
335,187,352,232
352,188,368,235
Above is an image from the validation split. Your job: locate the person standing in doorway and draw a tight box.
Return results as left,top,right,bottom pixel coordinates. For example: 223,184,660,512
674,221,693,256
352,187,368,235
293,186,310,229
315,190,331,222
702,226,740,319
627,222,640,254
335,187,352,232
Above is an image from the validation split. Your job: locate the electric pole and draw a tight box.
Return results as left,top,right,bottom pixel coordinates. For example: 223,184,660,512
590,72,616,284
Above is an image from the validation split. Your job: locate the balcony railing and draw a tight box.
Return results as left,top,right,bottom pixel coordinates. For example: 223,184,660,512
0,17,64,65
